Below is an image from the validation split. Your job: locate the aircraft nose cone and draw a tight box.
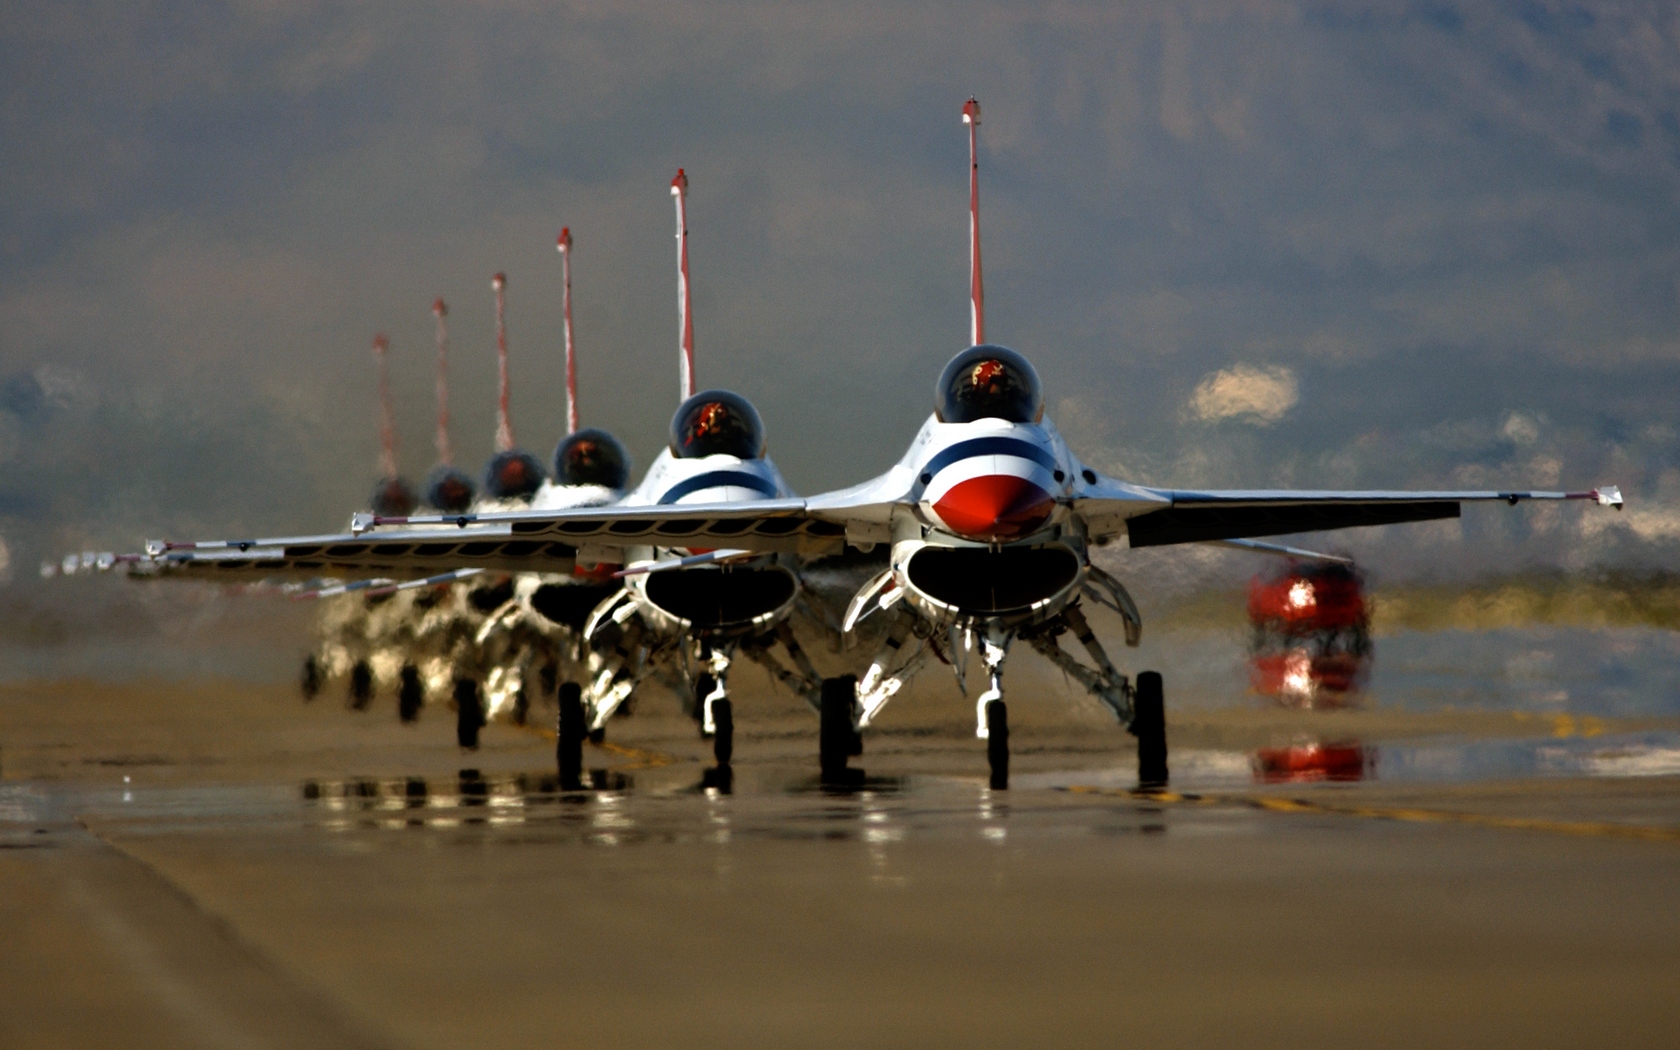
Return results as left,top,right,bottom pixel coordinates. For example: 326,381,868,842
932,474,1055,540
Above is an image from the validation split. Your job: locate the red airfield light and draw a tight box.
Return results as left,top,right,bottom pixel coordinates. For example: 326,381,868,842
1248,560,1372,709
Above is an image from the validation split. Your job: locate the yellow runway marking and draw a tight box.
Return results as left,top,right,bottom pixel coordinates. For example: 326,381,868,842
1064,785,1680,844
509,722,678,770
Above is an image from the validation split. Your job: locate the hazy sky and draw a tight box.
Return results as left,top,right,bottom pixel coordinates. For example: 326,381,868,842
3,0,1678,587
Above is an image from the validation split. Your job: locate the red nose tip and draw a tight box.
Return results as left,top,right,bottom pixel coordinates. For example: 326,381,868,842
932,475,1054,539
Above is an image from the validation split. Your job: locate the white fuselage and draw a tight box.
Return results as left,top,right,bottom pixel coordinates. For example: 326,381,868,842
817,414,1101,630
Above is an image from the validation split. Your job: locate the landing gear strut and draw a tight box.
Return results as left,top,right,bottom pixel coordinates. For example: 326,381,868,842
975,630,1012,789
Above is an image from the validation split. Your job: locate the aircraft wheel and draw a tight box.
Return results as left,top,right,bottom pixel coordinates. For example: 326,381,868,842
349,660,374,710
454,678,483,749
300,656,323,701
712,698,734,767
397,665,423,723
557,682,585,789
1134,670,1168,788
985,700,1009,790
512,686,530,727
819,675,857,780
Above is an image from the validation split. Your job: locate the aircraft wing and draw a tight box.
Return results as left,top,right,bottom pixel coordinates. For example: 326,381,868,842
360,498,843,555
1093,484,1623,548
138,498,845,582
139,524,581,582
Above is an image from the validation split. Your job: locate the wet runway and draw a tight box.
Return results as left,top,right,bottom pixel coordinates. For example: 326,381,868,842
3,678,1679,1048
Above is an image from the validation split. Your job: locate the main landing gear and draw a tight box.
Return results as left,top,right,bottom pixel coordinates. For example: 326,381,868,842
817,641,1169,791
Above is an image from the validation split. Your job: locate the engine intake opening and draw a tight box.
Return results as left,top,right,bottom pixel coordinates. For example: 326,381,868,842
645,565,796,628
907,545,1080,614
530,582,621,631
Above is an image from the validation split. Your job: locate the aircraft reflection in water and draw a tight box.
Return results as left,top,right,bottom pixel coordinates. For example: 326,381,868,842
104,98,1625,791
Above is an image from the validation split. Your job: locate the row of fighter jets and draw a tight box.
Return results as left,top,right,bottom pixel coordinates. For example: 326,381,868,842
80,100,1624,790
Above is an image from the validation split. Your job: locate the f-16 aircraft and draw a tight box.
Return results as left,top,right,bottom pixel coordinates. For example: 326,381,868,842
128,103,1624,788
559,170,841,787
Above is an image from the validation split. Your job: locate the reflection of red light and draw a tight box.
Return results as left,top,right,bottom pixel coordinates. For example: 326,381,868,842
1249,651,1368,708
1254,742,1370,783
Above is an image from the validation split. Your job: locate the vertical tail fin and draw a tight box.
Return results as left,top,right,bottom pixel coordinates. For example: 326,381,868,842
432,298,452,466
672,168,696,401
371,333,399,478
557,228,579,435
963,98,984,346
492,272,514,452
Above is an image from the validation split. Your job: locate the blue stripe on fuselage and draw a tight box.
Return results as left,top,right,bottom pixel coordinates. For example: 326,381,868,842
657,470,781,505
913,436,1059,499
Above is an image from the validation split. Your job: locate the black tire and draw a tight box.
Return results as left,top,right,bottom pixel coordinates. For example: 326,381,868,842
557,682,585,789
820,675,857,780
300,656,323,701
349,660,374,710
512,686,530,727
397,665,423,723
986,700,1009,790
693,673,716,732
712,698,734,767
454,678,483,749
1133,671,1168,788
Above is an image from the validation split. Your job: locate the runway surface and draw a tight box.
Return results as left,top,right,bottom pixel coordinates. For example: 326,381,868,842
3,677,1678,1048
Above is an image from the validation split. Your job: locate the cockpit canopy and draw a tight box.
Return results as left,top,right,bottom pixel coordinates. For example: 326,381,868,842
935,344,1043,425
670,389,765,459
424,464,476,513
370,475,417,517
553,427,632,490
482,449,545,502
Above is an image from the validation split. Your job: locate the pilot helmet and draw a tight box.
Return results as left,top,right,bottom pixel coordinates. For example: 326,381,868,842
552,427,632,489
934,344,1043,425
669,389,766,459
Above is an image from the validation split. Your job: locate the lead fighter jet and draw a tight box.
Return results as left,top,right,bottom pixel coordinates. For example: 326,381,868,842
135,101,1624,788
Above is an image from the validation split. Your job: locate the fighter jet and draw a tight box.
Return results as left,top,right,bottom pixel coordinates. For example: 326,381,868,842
127,105,1624,788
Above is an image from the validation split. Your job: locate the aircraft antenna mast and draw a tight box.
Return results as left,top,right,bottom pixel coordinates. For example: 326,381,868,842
963,97,985,346
432,297,452,466
492,272,514,452
672,168,696,401
557,228,579,435
371,333,399,479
